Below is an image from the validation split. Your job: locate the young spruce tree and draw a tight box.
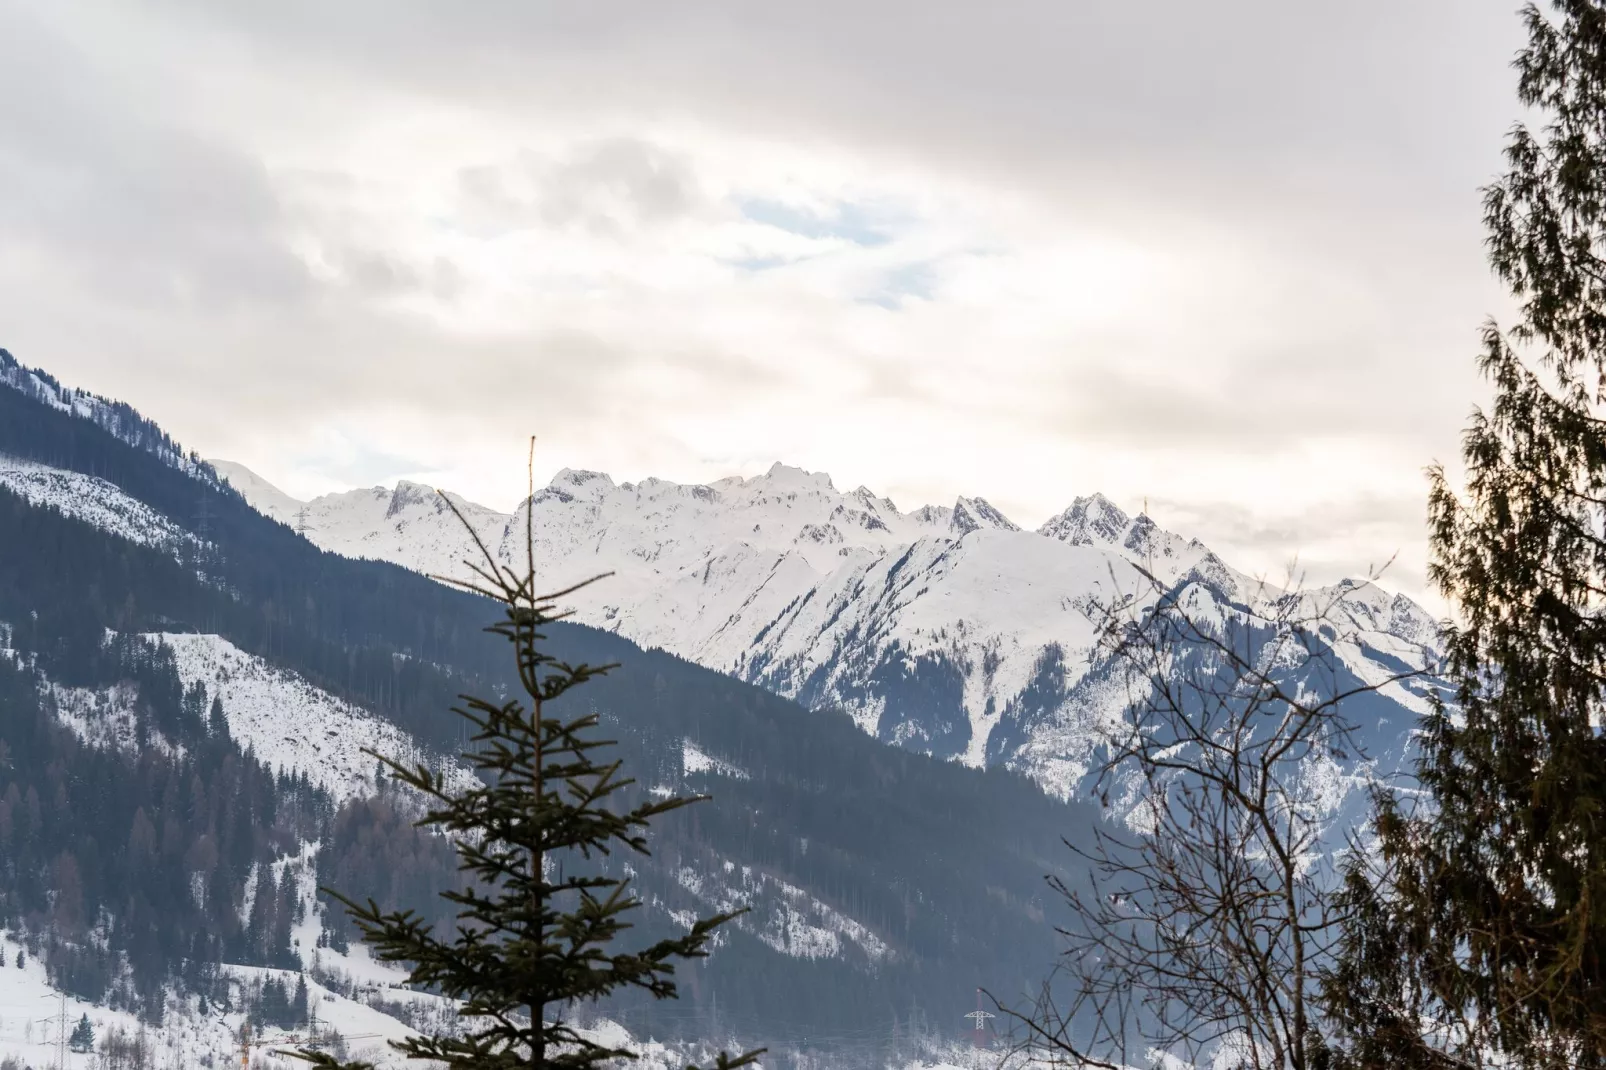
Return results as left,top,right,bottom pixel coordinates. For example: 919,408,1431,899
69,1014,93,1054
296,457,761,1070
1328,4,1606,1067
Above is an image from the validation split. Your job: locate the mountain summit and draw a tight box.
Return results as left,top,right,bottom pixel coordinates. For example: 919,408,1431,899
213,460,1441,789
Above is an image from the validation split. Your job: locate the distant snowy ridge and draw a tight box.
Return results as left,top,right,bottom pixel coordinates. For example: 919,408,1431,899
211,461,1441,794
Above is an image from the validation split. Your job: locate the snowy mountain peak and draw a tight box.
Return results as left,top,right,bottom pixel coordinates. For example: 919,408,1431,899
1179,550,1241,598
1039,492,1130,546
1282,578,1441,647
211,459,302,522
762,462,835,491
950,496,1019,536
1035,493,1209,584
910,503,953,527
386,480,445,514
210,455,1439,788
849,485,898,514
551,467,618,496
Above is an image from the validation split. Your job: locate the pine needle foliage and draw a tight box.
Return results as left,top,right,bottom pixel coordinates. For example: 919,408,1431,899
1327,4,1606,1067
294,458,762,1070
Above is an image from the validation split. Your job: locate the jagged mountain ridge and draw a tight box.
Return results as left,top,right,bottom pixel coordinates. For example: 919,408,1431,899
211,460,1441,791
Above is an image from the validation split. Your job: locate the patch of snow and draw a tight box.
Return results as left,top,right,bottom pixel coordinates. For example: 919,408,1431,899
681,740,749,780
148,633,476,803
47,682,153,756
0,455,200,555
673,863,889,965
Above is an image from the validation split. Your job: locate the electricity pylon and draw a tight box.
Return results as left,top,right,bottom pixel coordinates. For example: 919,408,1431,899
964,986,996,1069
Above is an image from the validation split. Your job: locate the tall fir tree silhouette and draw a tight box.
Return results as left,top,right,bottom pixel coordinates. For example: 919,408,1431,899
1329,4,1606,1067
297,445,761,1070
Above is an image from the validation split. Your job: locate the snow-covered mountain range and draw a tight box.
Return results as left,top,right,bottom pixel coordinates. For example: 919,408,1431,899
0,345,1441,1064
211,460,1442,795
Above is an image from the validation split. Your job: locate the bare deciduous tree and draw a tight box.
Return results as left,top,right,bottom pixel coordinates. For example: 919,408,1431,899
1003,571,1428,1070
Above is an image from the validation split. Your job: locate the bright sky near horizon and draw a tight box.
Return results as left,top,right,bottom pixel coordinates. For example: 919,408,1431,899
0,1,1530,602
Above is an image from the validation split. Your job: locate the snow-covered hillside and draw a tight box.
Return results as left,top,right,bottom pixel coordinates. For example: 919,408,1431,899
0,928,724,1070
214,462,1442,793
28,628,469,804
150,633,478,802
0,914,452,1070
0,455,200,556
31,628,904,982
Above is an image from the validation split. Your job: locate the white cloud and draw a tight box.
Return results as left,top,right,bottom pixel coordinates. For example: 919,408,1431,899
0,0,1529,603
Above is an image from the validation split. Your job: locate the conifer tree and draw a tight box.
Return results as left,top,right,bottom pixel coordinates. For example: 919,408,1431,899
295,460,761,1070
68,1014,93,1053
1329,4,1606,1066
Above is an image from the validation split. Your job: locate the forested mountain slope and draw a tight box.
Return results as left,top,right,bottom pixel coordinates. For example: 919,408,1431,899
0,348,1096,1057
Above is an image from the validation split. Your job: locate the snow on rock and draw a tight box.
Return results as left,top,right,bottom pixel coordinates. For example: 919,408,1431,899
48,682,163,757
0,455,199,554
210,460,305,524
949,496,1019,536
148,633,474,802
213,460,1442,791
674,863,890,965
682,740,750,781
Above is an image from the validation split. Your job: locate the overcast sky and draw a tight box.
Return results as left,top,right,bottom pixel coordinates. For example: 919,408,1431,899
0,1,1530,602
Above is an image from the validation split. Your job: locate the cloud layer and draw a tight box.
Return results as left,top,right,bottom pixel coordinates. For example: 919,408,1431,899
0,0,1529,602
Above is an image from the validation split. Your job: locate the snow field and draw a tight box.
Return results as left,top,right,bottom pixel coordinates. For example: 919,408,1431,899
149,633,478,804
0,456,198,557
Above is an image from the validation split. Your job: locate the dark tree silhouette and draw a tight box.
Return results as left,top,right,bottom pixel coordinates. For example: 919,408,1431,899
297,453,763,1070
1328,4,1606,1067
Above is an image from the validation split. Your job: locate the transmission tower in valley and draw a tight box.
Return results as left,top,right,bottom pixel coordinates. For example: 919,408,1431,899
964,988,996,1062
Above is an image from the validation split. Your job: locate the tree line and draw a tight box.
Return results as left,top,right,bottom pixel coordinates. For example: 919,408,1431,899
0,632,328,1021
